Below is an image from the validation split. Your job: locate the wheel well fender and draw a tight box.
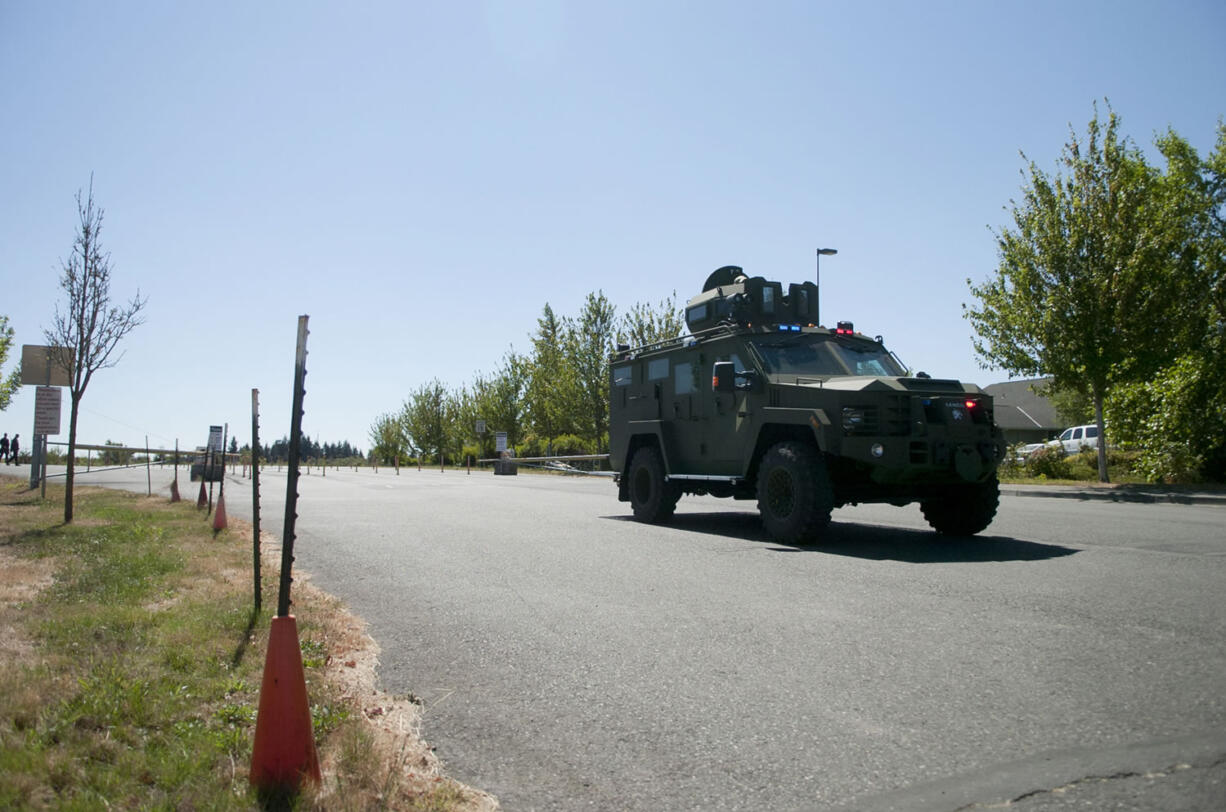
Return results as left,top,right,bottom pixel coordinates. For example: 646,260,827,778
619,431,668,500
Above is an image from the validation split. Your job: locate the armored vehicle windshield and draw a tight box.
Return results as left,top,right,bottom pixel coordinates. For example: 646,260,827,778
750,334,906,378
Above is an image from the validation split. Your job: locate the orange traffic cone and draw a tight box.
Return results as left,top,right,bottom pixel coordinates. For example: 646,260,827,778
250,616,321,794
197,481,207,510
212,493,228,531
170,479,180,503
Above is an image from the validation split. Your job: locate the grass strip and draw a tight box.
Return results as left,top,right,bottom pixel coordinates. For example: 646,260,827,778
0,476,487,811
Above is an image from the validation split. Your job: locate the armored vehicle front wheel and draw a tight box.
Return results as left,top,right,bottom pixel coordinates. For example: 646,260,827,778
920,475,1000,536
628,445,681,524
756,441,834,544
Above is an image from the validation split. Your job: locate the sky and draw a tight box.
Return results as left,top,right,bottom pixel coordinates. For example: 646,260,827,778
2,0,1224,454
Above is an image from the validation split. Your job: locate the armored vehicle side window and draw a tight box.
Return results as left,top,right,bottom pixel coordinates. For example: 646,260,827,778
613,365,633,386
675,362,694,395
648,358,669,381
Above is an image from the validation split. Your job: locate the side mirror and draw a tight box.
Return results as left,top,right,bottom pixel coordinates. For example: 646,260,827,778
712,361,735,393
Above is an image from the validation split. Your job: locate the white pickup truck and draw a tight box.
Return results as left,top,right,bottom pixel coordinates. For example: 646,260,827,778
1021,424,1100,457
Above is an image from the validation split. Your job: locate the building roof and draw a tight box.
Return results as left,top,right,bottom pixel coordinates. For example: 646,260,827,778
983,377,1061,432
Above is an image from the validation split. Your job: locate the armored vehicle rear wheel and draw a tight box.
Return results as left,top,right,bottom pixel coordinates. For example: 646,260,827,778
628,445,680,524
920,475,1000,536
756,441,833,544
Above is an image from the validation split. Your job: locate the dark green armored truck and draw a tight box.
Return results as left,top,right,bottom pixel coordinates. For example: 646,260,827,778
609,265,1006,543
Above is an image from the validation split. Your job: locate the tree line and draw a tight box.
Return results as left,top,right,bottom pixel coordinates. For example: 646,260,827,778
257,437,362,464
367,291,684,465
967,102,1225,482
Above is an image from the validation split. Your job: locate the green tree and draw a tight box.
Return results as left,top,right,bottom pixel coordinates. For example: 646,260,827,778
617,291,684,348
467,352,525,459
567,291,617,451
0,315,21,411
451,383,479,460
1106,123,1226,481
1108,354,1226,482
367,412,409,465
45,178,147,521
966,104,1191,482
450,385,489,464
401,379,455,464
525,304,580,451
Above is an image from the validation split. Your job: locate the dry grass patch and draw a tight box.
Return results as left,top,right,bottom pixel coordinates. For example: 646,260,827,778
0,547,56,664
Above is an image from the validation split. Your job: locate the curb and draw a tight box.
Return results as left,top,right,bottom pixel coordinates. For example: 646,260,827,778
1001,486,1226,506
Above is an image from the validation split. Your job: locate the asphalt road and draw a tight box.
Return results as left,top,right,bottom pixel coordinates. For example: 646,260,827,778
39,463,1226,810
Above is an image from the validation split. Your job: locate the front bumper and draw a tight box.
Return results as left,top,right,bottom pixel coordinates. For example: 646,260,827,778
837,431,1006,485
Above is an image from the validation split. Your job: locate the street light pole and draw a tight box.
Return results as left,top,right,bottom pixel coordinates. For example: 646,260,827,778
816,247,837,323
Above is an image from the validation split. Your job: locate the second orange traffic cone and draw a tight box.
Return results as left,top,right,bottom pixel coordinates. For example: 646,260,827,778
212,493,228,531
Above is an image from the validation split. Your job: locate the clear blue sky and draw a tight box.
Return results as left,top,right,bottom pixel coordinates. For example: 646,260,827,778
2,1,1223,454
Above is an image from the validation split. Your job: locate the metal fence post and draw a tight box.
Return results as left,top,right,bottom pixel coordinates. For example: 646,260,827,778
277,316,310,618
252,388,262,612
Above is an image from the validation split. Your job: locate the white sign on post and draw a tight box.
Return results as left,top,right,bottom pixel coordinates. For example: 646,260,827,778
207,425,224,452
495,432,508,453
34,386,62,435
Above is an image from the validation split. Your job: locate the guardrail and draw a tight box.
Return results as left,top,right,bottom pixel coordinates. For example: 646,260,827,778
476,453,614,477
46,441,212,457
45,442,237,464
476,454,608,464
38,442,241,480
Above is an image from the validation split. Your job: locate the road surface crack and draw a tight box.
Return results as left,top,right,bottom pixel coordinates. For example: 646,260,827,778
956,755,1226,809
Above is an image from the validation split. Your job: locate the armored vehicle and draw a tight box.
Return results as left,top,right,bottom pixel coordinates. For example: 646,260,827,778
609,265,1006,543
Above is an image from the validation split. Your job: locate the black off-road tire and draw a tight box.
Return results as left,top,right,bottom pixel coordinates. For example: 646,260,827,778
628,445,681,524
920,475,1000,536
756,441,834,544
